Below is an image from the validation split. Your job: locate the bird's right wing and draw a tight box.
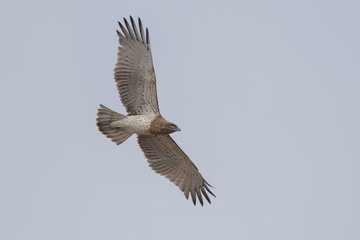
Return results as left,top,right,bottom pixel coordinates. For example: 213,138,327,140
137,134,215,205
114,17,160,115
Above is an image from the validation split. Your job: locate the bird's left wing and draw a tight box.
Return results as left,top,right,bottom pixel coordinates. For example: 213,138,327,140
137,135,215,205
115,17,160,115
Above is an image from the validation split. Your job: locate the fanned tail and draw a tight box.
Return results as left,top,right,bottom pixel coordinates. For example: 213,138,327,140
96,104,132,145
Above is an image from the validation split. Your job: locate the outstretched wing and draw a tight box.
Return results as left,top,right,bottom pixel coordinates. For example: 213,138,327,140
137,135,215,206
115,17,160,115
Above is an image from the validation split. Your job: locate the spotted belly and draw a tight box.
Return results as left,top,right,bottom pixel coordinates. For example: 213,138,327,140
110,115,157,135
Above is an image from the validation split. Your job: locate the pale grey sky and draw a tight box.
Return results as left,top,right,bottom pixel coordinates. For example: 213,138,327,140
1,0,359,239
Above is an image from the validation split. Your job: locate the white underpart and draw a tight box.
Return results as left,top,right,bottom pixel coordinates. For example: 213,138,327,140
109,115,157,135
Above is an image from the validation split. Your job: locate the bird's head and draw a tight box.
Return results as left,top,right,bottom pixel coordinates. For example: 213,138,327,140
167,123,181,133
149,117,181,134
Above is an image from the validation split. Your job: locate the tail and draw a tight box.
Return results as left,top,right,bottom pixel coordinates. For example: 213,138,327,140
96,104,132,145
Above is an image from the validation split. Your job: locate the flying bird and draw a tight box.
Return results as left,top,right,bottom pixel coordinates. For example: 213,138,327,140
96,16,215,205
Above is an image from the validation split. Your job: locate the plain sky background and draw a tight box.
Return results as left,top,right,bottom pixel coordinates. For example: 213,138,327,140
1,0,359,239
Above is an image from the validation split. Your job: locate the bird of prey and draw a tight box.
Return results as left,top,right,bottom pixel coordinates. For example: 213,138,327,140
96,16,215,205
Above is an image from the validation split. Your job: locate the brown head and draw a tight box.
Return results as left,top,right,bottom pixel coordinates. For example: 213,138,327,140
148,116,181,135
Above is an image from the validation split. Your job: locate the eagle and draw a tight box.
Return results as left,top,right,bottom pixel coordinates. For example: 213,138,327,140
96,17,215,205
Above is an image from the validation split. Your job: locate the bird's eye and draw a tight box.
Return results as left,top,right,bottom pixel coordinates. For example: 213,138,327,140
170,125,175,129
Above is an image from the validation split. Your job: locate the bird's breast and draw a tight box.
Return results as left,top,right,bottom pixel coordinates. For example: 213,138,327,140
110,115,157,135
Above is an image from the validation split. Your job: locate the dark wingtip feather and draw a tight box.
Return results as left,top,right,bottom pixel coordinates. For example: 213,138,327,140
205,180,215,188
138,17,145,44
118,21,128,37
196,189,204,206
204,183,216,198
146,27,150,45
130,16,140,41
123,18,134,39
191,191,196,205
201,188,211,204
184,192,189,200
118,21,123,29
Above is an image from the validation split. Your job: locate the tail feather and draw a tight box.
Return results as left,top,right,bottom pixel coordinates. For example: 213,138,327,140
96,104,132,145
